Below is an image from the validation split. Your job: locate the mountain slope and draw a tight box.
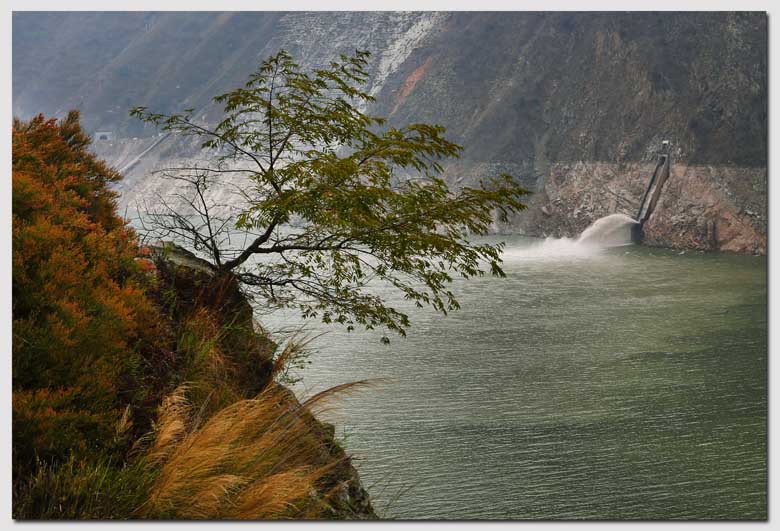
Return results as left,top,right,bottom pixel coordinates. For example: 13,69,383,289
13,11,767,252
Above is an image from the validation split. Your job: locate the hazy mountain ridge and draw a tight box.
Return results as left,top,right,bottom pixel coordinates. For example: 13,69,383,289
13,11,767,252
15,12,766,165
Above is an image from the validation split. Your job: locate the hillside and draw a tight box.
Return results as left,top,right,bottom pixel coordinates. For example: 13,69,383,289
13,11,768,252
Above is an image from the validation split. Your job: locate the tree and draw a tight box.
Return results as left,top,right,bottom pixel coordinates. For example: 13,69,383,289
131,49,529,340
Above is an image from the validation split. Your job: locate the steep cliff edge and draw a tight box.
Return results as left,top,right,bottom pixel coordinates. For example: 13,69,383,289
147,242,376,519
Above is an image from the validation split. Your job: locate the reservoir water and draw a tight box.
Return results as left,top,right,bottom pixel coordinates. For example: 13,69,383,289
264,236,766,519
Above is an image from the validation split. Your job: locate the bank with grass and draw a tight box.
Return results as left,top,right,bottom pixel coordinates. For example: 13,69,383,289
12,112,375,520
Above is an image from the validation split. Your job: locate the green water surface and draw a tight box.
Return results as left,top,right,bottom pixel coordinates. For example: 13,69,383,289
269,239,766,520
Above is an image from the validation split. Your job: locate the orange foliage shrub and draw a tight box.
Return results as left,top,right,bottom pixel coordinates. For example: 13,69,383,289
12,112,166,478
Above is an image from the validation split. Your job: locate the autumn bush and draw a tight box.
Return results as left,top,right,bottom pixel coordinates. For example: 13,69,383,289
12,112,171,482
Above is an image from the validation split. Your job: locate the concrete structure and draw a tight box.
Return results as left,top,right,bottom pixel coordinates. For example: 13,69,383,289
632,143,672,243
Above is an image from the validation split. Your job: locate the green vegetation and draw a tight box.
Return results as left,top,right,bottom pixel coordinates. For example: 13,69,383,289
131,49,529,341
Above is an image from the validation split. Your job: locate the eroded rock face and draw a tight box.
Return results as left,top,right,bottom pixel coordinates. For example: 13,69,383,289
643,164,766,254
512,162,767,254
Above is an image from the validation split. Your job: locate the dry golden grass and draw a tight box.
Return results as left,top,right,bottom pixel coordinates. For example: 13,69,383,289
269,335,313,381
137,379,369,519
132,308,373,520
145,385,191,466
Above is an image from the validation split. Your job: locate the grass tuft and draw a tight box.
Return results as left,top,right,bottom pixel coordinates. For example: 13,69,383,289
137,381,363,519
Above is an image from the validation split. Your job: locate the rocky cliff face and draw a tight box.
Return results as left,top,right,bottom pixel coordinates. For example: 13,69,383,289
13,12,767,253
513,161,767,254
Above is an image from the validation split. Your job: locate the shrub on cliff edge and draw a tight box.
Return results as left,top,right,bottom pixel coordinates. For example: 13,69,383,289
12,112,167,481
